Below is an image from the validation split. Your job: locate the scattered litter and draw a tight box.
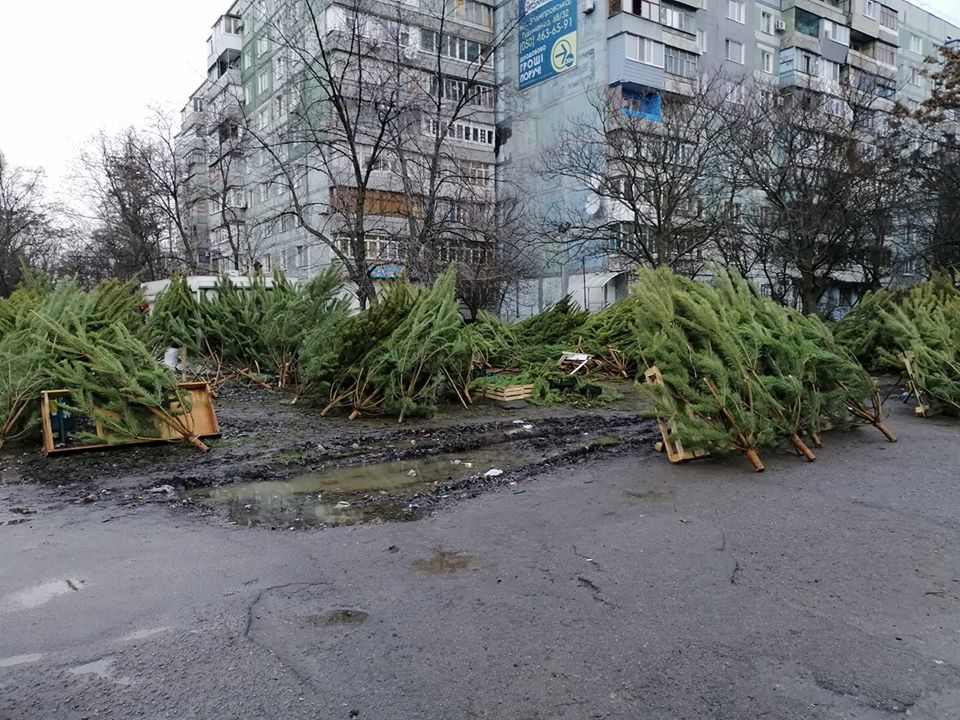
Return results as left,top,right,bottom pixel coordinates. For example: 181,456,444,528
522,424,534,431
679,518,691,524
484,468,504,478
316,444,327,453
147,485,176,496
406,469,418,477
386,545,400,553
509,481,517,486
77,494,97,504
334,501,351,509
9,507,35,515
511,420,526,425
408,502,421,509
452,459,462,465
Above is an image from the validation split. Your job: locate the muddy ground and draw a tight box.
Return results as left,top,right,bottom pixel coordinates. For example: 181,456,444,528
2,384,659,528
2,387,960,719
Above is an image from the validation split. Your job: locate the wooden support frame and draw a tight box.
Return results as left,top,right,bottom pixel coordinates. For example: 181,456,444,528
41,381,220,455
643,366,710,464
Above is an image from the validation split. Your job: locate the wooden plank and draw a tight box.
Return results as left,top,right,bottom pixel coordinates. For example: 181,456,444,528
643,366,710,464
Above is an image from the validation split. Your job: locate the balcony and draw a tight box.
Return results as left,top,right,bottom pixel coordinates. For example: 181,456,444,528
206,15,243,72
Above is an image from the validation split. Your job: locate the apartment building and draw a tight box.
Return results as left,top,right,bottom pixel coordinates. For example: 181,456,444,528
178,0,498,284
178,0,958,311
497,0,958,314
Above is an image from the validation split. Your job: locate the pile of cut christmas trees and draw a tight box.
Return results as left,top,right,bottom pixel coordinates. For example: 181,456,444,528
834,274,960,417
0,275,210,452
620,267,896,471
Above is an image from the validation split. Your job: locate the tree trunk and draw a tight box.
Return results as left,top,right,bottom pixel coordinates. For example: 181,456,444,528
799,270,820,315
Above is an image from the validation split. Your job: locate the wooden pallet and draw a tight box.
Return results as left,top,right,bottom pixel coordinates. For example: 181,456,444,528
41,381,220,455
479,384,535,402
643,366,710,463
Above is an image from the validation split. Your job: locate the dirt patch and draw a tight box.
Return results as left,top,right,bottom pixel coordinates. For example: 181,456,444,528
1,383,659,529
412,550,473,573
304,609,369,626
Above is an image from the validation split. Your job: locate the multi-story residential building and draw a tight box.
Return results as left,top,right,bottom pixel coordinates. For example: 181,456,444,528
496,0,958,315
178,0,498,295
178,0,958,313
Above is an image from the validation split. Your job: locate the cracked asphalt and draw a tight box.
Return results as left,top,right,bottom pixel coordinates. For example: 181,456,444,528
2,404,960,719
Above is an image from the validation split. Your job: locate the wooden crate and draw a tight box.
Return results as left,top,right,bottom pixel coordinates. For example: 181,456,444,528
41,382,220,455
479,384,535,402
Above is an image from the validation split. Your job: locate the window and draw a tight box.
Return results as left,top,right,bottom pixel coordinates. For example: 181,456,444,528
243,86,252,106
665,46,698,77
455,0,493,28
224,16,242,34
627,35,665,67
909,34,922,54
906,98,920,111
259,183,269,202
258,71,270,94
909,66,922,86
823,20,850,45
797,50,817,75
875,42,896,66
462,160,494,187
192,97,204,112
760,10,772,34
422,117,496,146
823,97,845,116
879,4,897,29
760,46,774,74
727,0,744,23
420,30,491,62
725,39,744,64
661,3,696,34
256,35,270,56
696,30,707,53
795,8,819,37
820,59,840,82
430,76,495,107
863,0,876,18
725,83,746,104
295,245,307,268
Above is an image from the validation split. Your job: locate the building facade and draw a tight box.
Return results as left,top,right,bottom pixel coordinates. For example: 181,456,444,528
177,0,959,313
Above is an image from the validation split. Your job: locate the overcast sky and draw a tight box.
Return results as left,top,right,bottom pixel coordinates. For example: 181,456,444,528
1,0,959,204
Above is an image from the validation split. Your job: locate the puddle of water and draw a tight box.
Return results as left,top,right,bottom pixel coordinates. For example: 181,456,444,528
412,550,473,573
67,657,133,686
0,653,42,668
185,448,543,528
305,609,369,626
0,578,85,612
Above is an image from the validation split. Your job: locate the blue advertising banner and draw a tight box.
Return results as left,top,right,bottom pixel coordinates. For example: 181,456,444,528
518,0,578,89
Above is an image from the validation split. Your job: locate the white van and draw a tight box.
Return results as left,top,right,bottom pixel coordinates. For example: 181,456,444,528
140,274,281,314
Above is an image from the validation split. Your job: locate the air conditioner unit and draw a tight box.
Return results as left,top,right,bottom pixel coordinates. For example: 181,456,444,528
775,19,787,32
581,0,596,14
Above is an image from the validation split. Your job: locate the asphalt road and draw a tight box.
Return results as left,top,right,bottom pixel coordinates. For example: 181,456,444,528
2,406,959,719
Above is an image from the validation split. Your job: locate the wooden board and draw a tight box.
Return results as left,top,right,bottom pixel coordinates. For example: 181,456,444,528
41,382,220,455
643,366,710,463
479,384,535,402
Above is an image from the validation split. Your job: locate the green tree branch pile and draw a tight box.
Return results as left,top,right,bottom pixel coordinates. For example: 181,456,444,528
146,269,350,389
630,267,893,469
836,276,960,415
316,269,472,421
0,277,201,449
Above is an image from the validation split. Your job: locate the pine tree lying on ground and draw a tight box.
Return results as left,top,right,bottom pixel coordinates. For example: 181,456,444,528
629,267,894,470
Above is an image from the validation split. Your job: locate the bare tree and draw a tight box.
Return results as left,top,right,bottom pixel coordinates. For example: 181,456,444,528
720,78,900,313
237,0,517,307
0,153,65,295
539,75,737,275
